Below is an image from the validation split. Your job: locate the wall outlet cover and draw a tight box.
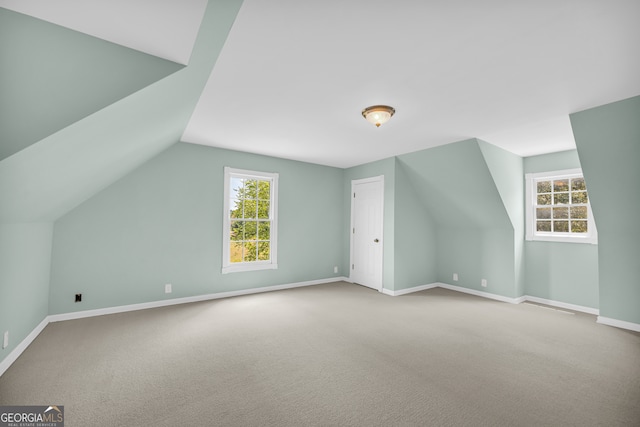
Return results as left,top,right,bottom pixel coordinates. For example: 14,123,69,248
453,273,458,281
165,284,172,293
3,331,8,349
481,279,487,287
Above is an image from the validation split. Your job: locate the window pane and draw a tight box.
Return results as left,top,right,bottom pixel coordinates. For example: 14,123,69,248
258,180,270,200
571,178,586,191
244,199,257,218
536,207,551,219
230,201,243,218
554,179,569,192
553,207,568,219
570,206,588,219
258,222,270,240
230,177,243,199
244,221,257,240
537,194,551,205
244,180,258,199
230,242,243,263
571,221,588,233
537,181,552,193
537,221,551,232
554,193,570,204
257,201,270,219
554,221,569,232
243,241,257,262
230,221,243,240
572,191,588,203
258,241,270,261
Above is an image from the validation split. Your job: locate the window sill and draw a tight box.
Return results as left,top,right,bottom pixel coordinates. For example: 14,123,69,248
222,263,278,274
526,234,598,244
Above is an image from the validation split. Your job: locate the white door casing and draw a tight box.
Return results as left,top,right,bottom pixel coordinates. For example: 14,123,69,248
350,176,384,291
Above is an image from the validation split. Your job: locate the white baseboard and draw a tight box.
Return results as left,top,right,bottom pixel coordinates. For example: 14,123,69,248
524,295,599,315
384,283,601,317
382,283,438,296
1,276,347,378
0,317,49,378
597,316,640,332
49,277,348,323
436,282,526,304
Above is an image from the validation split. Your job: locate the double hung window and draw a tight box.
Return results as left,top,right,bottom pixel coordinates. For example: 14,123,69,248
222,167,278,273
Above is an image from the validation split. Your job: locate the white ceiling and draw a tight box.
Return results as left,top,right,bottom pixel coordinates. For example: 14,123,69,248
3,0,640,168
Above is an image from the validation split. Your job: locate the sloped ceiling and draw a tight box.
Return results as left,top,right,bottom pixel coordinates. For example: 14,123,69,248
0,8,184,161
396,139,511,228
0,0,207,64
0,1,244,222
1,0,639,223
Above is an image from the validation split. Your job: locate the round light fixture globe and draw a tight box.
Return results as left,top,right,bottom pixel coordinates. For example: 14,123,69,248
362,105,395,127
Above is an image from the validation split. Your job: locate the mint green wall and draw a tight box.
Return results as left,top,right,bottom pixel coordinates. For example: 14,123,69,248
0,0,243,223
0,0,243,370
396,139,519,297
525,241,598,307
436,227,516,296
393,159,437,289
343,158,396,290
0,223,53,361
0,8,183,161
49,143,344,314
478,140,525,296
523,150,599,309
524,149,582,173
397,140,511,228
571,96,640,323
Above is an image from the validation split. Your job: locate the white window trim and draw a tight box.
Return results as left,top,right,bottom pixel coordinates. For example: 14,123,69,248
222,167,278,274
525,168,597,244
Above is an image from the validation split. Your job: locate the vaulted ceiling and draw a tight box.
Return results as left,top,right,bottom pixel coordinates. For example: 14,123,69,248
1,0,639,222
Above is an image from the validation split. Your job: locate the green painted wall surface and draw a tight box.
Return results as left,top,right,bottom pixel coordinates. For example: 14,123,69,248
522,150,599,309
571,96,640,323
397,140,511,228
397,140,517,297
394,159,437,289
478,140,525,296
343,158,396,290
523,150,582,173
49,143,344,314
525,241,599,308
0,0,244,223
0,8,183,161
437,227,517,297
0,223,53,364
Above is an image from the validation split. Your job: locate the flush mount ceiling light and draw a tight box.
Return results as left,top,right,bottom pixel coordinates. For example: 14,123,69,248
362,105,395,127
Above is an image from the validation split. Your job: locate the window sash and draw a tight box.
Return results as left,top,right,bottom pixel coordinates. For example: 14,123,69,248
525,169,597,244
222,167,278,273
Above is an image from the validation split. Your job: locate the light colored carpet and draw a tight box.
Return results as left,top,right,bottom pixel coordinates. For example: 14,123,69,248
1,282,639,426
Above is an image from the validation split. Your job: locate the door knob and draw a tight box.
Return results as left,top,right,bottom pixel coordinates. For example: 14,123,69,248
374,238,379,243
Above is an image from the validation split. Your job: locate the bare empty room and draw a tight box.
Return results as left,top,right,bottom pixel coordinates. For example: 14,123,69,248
1,1,639,425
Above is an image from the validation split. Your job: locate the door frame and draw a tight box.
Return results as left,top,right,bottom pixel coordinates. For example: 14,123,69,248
349,175,384,292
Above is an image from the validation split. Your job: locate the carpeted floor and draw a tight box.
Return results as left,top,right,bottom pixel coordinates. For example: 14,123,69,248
1,282,639,426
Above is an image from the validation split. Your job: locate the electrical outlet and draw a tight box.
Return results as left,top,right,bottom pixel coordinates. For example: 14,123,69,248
453,273,458,281
3,331,8,349
75,293,82,302
481,279,487,287
165,284,172,294
334,266,338,274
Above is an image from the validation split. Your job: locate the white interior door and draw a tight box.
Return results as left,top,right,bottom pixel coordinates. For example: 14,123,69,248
350,176,384,291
